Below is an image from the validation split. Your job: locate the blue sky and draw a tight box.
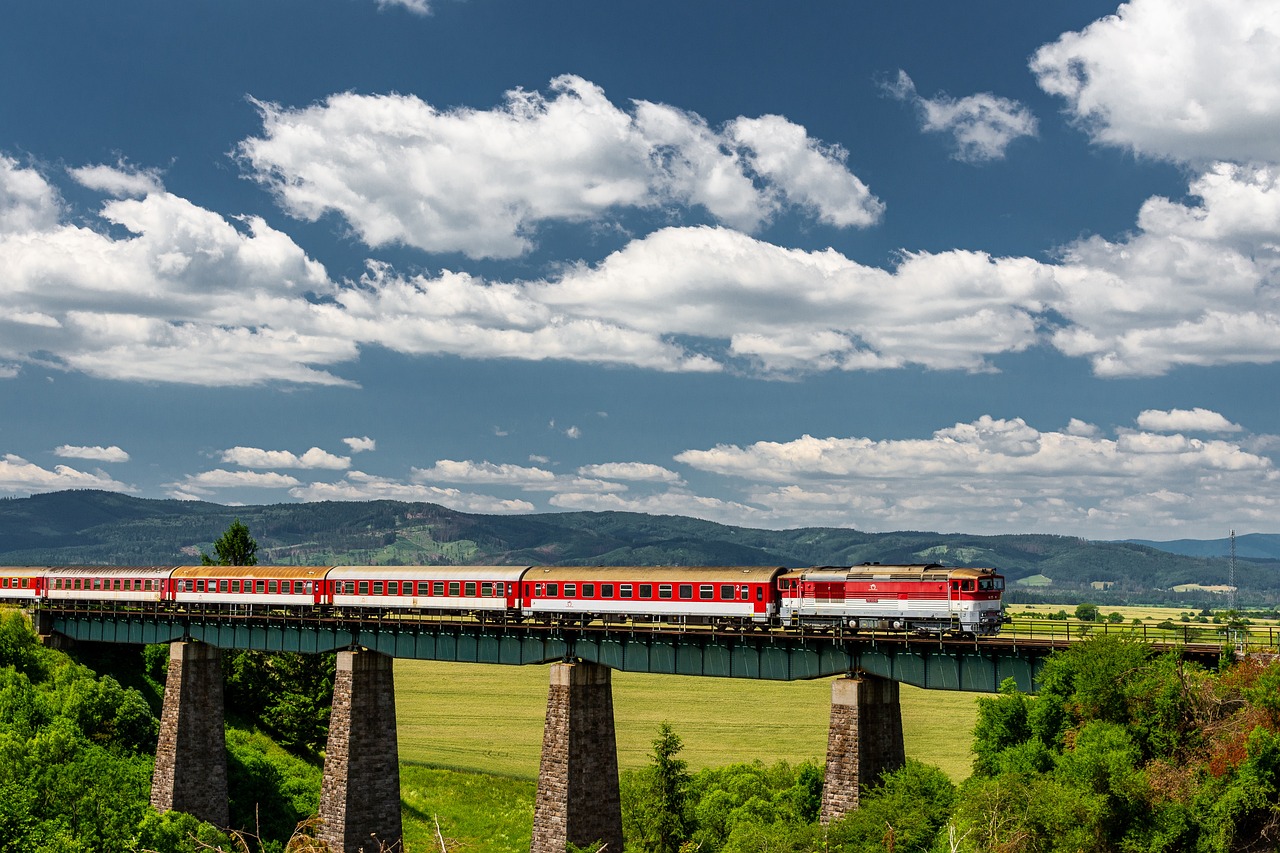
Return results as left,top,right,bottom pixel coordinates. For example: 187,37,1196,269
2,0,1279,539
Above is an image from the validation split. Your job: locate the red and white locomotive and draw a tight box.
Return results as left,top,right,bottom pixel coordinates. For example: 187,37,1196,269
2,562,1007,636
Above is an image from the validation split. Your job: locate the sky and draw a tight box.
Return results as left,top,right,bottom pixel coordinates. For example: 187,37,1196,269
2,1,1279,540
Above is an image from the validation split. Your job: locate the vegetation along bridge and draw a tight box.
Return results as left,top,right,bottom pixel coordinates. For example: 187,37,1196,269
34,605,1264,853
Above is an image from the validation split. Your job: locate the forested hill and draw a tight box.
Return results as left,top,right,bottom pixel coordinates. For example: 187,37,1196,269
2,490,1279,602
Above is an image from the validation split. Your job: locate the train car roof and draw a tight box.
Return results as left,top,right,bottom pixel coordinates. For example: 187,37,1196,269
0,566,57,574
40,565,176,576
779,564,1000,580
172,566,332,579
526,566,785,583
327,565,531,581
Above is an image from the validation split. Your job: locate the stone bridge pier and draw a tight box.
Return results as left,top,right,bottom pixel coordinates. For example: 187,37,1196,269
531,660,624,853
820,674,906,824
318,648,404,853
150,640,230,827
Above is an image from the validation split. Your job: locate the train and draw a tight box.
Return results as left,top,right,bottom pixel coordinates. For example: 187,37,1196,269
0,562,1008,636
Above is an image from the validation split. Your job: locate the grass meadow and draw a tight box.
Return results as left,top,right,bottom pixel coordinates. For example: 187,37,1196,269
394,660,982,852
394,659,982,781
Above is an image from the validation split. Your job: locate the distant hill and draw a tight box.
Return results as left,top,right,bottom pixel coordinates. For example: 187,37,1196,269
1125,533,1280,561
2,490,1278,604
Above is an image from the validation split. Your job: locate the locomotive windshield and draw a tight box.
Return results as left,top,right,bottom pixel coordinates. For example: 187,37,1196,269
978,577,1004,591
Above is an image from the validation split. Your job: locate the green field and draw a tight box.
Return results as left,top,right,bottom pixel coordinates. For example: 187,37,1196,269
395,660,982,783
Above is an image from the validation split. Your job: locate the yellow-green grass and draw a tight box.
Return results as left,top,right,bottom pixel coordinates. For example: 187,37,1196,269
395,660,981,783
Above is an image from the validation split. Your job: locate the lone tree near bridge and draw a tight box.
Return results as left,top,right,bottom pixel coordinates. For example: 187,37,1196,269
201,518,258,566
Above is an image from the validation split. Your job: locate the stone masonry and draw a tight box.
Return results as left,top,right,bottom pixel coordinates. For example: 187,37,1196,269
530,661,623,853
819,674,906,824
150,641,230,827
318,648,403,853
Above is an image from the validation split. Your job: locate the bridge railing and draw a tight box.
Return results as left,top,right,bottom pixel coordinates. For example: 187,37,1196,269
1003,616,1278,654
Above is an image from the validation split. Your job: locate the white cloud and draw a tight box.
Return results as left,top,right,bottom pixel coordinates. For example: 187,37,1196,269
172,469,302,495
221,446,351,470
54,444,130,463
68,162,163,198
0,454,132,494
0,156,60,234
548,489,765,527
1136,408,1243,434
577,462,684,484
412,459,621,494
343,436,376,453
1032,0,1280,164
885,71,1037,162
288,471,535,513
237,75,882,259
376,0,431,14
7,147,1280,387
673,414,1277,537
564,426,581,439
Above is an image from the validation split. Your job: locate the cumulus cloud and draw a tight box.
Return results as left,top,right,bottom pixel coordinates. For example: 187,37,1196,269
0,454,132,494
1136,408,1243,433
673,414,1276,537
221,446,351,470
577,462,684,484
1032,0,1280,164
68,162,164,198
288,471,535,513
375,0,431,13
885,71,1038,162
1,156,60,234
237,75,882,259
171,469,302,495
7,144,1280,386
54,444,130,463
412,459,621,493
343,436,376,453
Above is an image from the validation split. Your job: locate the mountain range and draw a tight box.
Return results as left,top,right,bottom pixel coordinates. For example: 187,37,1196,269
2,490,1277,605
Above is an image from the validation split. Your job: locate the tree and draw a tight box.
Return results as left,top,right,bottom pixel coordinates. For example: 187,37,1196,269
1075,602,1100,622
202,519,258,566
624,723,692,853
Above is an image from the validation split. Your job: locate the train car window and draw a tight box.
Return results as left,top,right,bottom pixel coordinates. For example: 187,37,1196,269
659,584,673,599
582,583,595,598
433,581,445,596
601,584,614,598
196,580,205,593
534,583,543,596
678,584,693,599
418,582,429,595
449,582,461,596
961,580,975,592
564,583,577,597
740,585,749,600
482,582,494,596
357,581,369,595
229,580,238,593
620,584,632,599
21,578,29,589
546,583,558,596
700,585,714,600
219,580,228,593
1,579,8,589
720,584,733,599
465,582,477,596
639,584,652,598
266,581,277,594
373,581,384,595
94,578,103,590
256,580,266,594
113,579,121,590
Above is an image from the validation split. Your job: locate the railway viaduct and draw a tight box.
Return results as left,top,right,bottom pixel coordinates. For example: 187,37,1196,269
35,609,1222,853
